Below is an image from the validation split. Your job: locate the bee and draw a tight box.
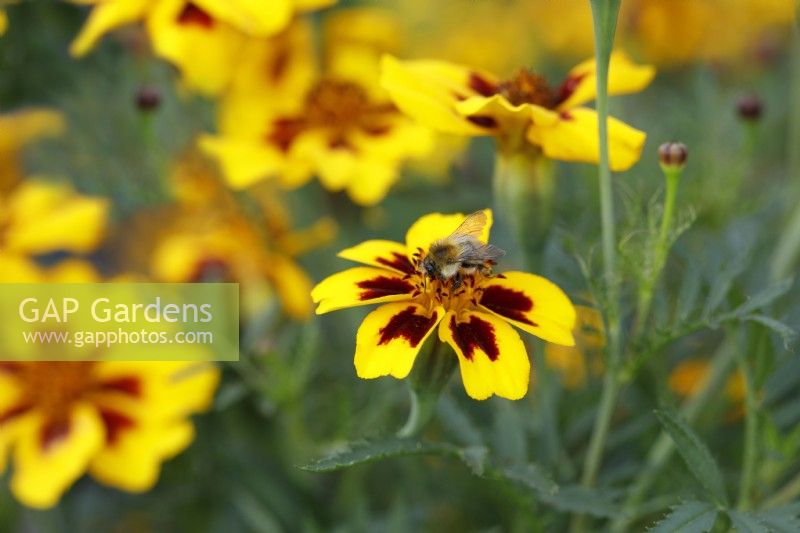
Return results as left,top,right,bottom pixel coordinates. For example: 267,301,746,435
420,210,505,289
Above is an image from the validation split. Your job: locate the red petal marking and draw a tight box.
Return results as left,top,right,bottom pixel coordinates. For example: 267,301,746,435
554,73,587,106
40,418,71,451
97,376,142,397
0,403,32,424
356,276,414,301
269,47,290,82
376,252,416,275
468,73,498,97
267,117,305,152
189,257,233,282
449,314,499,361
362,125,391,137
467,115,498,129
177,3,214,28
0,363,21,374
559,111,574,121
378,306,439,347
479,285,536,326
99,409,136,446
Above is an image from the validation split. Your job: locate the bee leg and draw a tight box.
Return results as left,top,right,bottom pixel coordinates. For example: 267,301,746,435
451,272,462,290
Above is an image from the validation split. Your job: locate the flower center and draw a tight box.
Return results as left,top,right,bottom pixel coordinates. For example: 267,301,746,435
409,251,487,313
12,362,96,420
305,80,372,128
497,69,555,107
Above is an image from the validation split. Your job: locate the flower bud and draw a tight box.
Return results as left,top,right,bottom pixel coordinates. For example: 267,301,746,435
135,86,160,112
658,141,688,169
736,94,763,121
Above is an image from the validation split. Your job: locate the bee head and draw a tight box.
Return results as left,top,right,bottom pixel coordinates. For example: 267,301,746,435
420,256,438,278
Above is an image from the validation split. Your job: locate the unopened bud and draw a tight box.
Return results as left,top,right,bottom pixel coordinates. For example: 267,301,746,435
737,94,762,121
658,141,688,169
135,86,161,112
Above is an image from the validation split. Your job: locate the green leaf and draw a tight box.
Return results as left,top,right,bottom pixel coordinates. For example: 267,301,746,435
756,503,800,532
730,278,794,317
298,439,456,472
654,408,729,506
727,510,768,533
648,501,717,532
539,485,623,518
496,463,558,497
743,314,797,349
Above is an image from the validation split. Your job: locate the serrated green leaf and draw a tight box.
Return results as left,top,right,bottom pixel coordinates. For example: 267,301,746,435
539,485,623,518
744,315,797,349
298,439,456,472
655,408,729,506
648,501,717,532
756,503,800,533
731,278,794,317
727,510,768,533
703,259,746,319
497,463,558,496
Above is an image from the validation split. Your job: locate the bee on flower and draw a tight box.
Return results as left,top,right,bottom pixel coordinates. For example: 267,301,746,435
201,20,434,206
312,209,576,400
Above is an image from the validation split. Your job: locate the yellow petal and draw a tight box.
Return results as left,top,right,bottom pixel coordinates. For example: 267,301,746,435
478,272,576,346
669,359,709,398
311,267,416,314
337,239,415,274
556,51,656,110
146,0,245,96
355,302,443,379
0,9,7,36
194,0,292,36
544,343,587,389
526,107,646,172
4,180,109,254
0,108,65,153
267,254,313,320
345,157,399,206
404,209,492,260
0,253,45,282
70,0,150,57
380,55,495,136
199,135,299,189
438,310,530,400
454,94,551,133
11,404,105,509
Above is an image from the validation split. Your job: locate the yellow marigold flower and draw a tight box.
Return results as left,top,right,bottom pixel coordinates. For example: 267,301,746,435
544,305,605,389
311,209,576,400
0,8,7,35
381,52,655,171
0,108,65,195
201,20,433,206
70,0,335,95
669,359,746,403
0,179,109,256
0,361,219,508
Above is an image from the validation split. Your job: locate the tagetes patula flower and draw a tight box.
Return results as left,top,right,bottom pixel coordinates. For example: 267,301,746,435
201,21,433,206
0,361,219,508
381,52,654,171
544,305,605,389
70,0,335,96
0,108,65,194
669,359,746,402
311,209,576,400
0,179,109,256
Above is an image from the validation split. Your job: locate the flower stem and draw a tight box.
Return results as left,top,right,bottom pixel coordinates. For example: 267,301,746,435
737,331,763,510
398,338,456,438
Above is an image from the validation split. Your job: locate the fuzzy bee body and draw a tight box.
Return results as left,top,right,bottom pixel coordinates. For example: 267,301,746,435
420,211,505,288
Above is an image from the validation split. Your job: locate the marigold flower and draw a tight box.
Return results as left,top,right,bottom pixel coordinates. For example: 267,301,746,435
201,20,432,205
381,52,654,171
70,0,335,95
0,108,65,194
0,361,219,508
544,305,605,389
311,209,576,400
669,359,745,402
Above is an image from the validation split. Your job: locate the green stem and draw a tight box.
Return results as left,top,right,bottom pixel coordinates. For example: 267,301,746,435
736,351,758,510
398,338,456,438
579,0,623,489
763,469,800,508
611,333,739,532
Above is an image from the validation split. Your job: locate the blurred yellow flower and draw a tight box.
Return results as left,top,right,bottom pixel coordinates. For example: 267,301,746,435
381,52,654,171
201,20,434,205
0,361,219,508
544,305,605,389
0,108,65,195
669,359,746,402
149,154,333,319
0,8,7,35
0,179,109,256
312,209,576,400
70,0,335,95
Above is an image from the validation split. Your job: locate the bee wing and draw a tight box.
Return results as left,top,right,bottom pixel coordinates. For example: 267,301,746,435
447,211,488,241
457,243,505,263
